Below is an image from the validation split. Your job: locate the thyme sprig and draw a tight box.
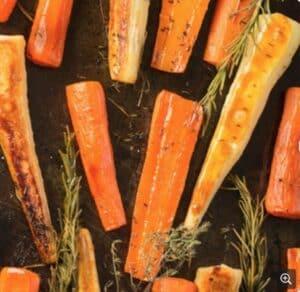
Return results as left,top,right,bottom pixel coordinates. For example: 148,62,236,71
228,175,269,292
200,0,270,131
49,128,81,292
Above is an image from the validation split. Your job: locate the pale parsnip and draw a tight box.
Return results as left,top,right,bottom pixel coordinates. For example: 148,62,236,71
78,228,101,292
194,264,243,292
109,0,150,84
184,13,300,229
0,35,56,263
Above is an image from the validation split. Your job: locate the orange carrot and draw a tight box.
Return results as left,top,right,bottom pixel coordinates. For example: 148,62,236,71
204,0,254,67
66,81,126,231
27,0,74,68
265,88,300,219
125,90,203,281
0,0,17,22
0,267,40,292
151,0,211,73
287,248,300,292
152,277,198,292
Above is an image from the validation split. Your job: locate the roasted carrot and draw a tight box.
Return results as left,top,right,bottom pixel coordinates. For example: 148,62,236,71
184,13,300,230
151,0,210,73
152,277,198,292
194,264,242,292
287,248,300,292
204,0,254,66
265,88,300,219
109,0,150,83
0,35,56,263
125,90,203,281
0,267,40,292
27,0,74,68
78,228,101,292
66,81,126,231
0,0,17,22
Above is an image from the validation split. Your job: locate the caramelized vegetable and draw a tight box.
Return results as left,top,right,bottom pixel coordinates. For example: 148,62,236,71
204,0,253,66
194,264,242,292
287,248,300,292
125,90,203,281
0,0,17,22
184,13,300,229
27,0,74,67
66,81,126,231
0,35,56,263
78,228,101,292
152,277,198,292
151,0,210,73
0,267,40,292
109,0,150,83
265,88,300,219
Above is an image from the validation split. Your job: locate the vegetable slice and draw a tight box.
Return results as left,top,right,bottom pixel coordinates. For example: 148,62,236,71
27,0,74,67
0,0,17,22
152,277,198,292
125,90,203,281
265,88,300,219
0,267,40,292
204,0,254,66
109,0,150,83
0,35,56,263
194,264,242,292
66,81,126,231
78,228,101,292
184,13,300,229
151,0,210,73
287,248,300,291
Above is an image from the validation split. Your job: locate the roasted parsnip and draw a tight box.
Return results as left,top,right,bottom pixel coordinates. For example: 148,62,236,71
78,228,101,292
184,13,300,229
109,0,150,84
194,264,242,292
0,35,56,263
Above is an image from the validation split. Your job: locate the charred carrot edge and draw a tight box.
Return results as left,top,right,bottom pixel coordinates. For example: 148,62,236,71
66,81,126,231
27,0,74,68
151,0,210,73
287,248,300,291
78,228,101,292
204,0,254,66
0,35,57,263
0,0,17,22
183,13,300,230
152,277,198,292
109,0,150,84
0,267,40,292
265,88,300,219
194,264,242,291
125,90,203,281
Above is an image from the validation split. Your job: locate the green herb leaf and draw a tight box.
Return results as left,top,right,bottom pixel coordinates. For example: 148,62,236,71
49,128,81,292
228,175,270,292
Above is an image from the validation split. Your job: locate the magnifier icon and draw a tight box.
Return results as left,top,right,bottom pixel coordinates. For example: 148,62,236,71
280,273,292,285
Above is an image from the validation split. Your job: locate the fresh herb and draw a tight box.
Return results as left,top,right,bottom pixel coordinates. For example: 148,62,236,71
161,222,210,271
111,240,123,292
49,128,81,292
17,2,34,22
200,0,270,132
228,175,269,292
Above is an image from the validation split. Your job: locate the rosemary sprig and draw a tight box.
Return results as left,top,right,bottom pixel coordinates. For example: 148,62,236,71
49,128,81,292
17,2,34,22
228,175,269,292
200,0,270,131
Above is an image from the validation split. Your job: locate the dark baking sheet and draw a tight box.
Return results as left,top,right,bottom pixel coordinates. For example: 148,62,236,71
0,1,300,291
